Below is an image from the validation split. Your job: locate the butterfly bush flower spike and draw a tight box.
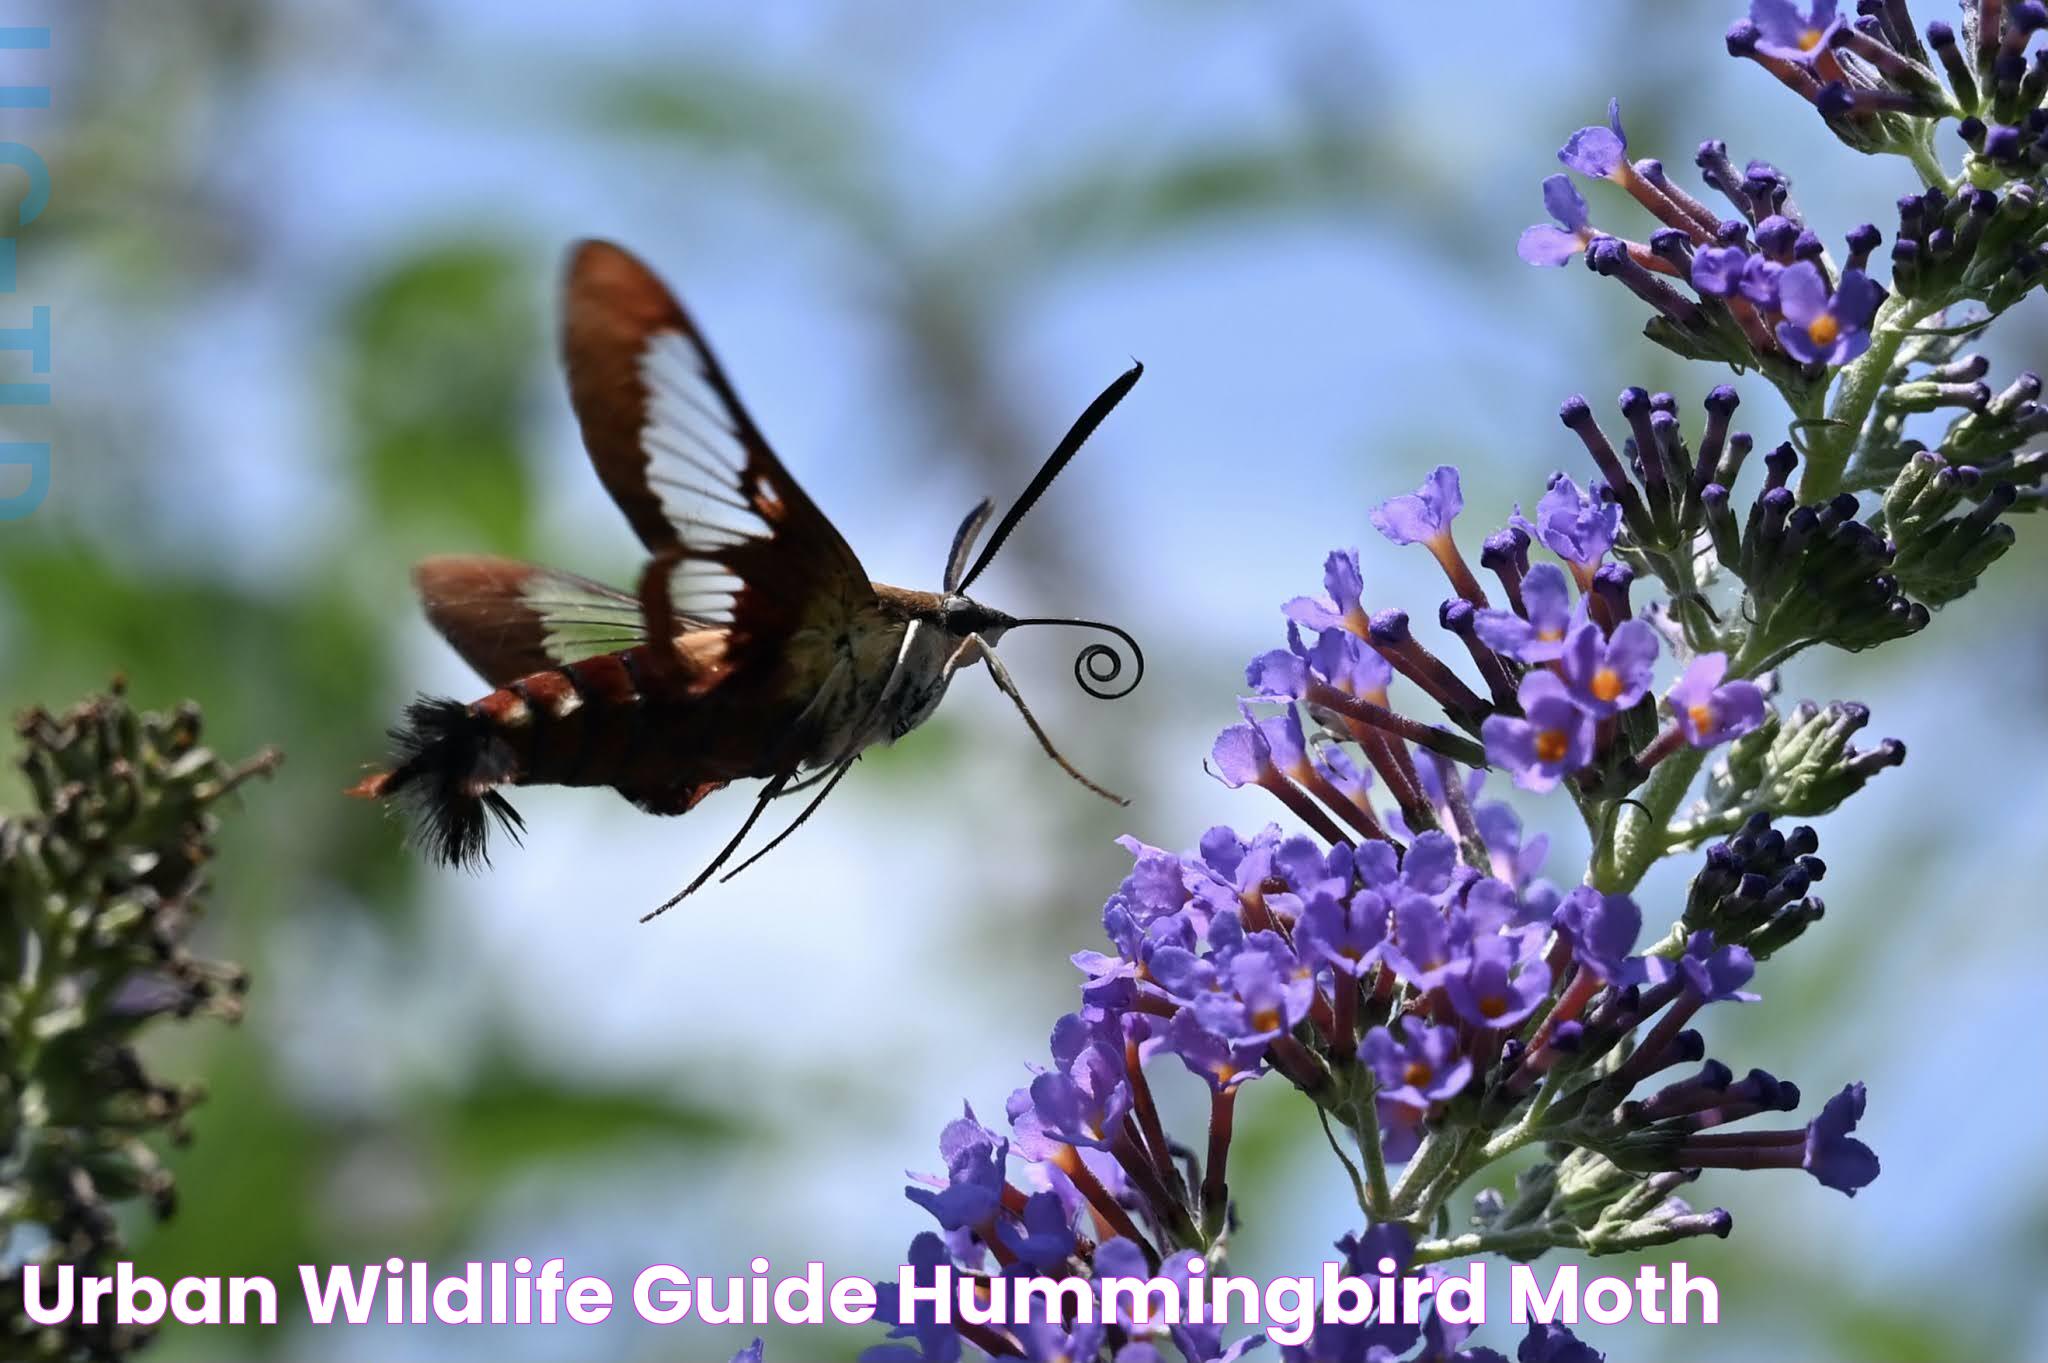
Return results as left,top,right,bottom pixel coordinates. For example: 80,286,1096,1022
846,3,2048,1357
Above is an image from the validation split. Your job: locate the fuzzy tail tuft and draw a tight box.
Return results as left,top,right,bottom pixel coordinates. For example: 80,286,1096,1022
350,696,524,869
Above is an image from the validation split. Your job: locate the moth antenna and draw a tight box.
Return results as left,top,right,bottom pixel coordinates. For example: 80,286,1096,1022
943,497,996,594
953,361,1142,595
976,641,1128,806
643,769,793,921
717,753,863,883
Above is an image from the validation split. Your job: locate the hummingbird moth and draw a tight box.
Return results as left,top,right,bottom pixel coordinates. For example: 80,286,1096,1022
350,239,1144,917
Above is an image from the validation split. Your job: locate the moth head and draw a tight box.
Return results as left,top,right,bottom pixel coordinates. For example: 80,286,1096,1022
937,594,1017,644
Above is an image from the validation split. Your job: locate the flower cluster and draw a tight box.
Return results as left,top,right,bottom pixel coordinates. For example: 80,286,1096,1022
825,6,2048,1361
1524,0,2048,446
1519,95,1895,387
858,434,1906,1358
0,685,278,1361
1731,0,2048,179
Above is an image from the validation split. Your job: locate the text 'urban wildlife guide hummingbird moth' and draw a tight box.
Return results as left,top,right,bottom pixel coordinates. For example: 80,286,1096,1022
349,239,1145,918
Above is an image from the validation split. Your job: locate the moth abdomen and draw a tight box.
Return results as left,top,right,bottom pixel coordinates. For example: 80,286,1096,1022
348,695,525,869
351,649,660,867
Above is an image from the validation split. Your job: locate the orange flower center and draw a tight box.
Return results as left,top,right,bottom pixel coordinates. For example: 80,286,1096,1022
1252,1006,1282,1034
1688,702,1715,733
1538,625,1565,642
1799,26,1825,50
1403,1060,1434,1087
1535,729,1569,763
1591,667,1623,702
1479,994,1508,1019
1807,313,1841,347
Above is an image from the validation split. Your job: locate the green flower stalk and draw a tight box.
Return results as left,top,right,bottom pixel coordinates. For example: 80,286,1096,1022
0,683,277,1362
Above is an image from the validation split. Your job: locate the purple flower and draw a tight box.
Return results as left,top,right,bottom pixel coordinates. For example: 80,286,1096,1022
1088,1239,1153,1326
1300,623,1395,699
1362,1016,1474,1109
1371,465,1464,548
1750,0,1843,62
1427,1313,1507,1363
1218,703,1317,788
1446,937,1551,1029
1013,1314,1107,1363
1153,1251,1263,1363
1518,1322,1606,1363
730,1342,765,1363
1474,564,1580,662
1523,475,1619,569
1149,942,1225,1006
1473,799,1557,914
1296,885,1390,977
1186,825,1282,923
1664,653,1767,747
1558,619,1659,716
1377,1095,1427,1163
1209,717,1273,789
996,1190,1078,1271
868,1233,962,1363
1650,930,1760,1003
1160,1006,1266,1092
1559,97,1629,180
1113,836,1194,922
1228,947,1314,1043
1383,893,1464,988
1690,244,1750,298
1285,549,1368,634
1020,1033,1130,1150
1245,646,1308,698
1805,1082,1881,1195
1519,174,1595,267
1774,263,1882,366
1550,886,1645,985
1738,255,1784,308
1399,830,1460,898
1314,743,1374,809
906,1105,1007,1230
1753,214,1799,262
1482,671,1596,793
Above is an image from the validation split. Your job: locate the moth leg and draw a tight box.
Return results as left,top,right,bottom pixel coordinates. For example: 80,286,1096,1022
963,634,1129,806
712,626,931,880
643,769,792,921
775,760,855,797
714,752,863,885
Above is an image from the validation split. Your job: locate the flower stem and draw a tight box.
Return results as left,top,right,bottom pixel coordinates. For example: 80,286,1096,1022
1592,745,1705,893
1411,1225,1572,1264
1799,292,1944,502
1317,1105,1375,1222
1903,134,1951,194
1201,1088,1236,1240
1349,1080,1394,1218
1388,1125,1461,1220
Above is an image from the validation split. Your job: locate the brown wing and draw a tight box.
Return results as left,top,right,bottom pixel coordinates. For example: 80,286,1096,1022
559,239,876,688
413,554,652,687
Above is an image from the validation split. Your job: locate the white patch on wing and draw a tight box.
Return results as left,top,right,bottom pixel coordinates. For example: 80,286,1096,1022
635,329,784,628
